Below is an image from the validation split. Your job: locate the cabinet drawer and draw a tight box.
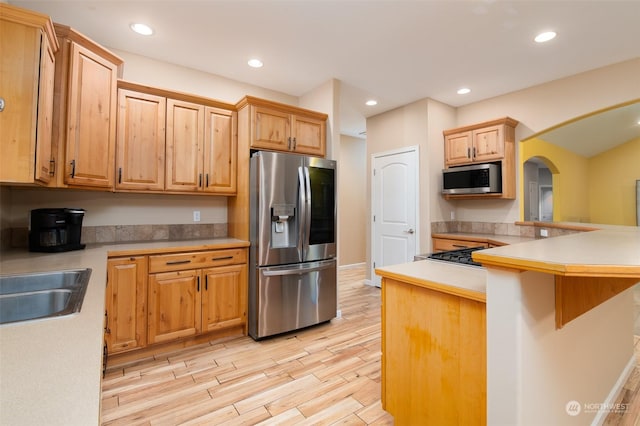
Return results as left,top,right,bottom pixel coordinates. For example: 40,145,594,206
149,249,247,273
432,238,488,252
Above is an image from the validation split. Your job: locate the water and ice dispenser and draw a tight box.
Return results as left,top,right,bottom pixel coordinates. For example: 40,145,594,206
271,204,296,248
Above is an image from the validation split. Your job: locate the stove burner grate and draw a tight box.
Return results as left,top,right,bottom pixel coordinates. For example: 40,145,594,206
427,247,484,267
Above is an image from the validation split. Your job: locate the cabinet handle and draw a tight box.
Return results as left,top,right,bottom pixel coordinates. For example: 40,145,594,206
197,276,200,292
118,167,122,184
205,275,208,291
0,97,5,112
70,160,76,178
104,310,110,334
49,160,55,176
467,148,471,158
288,136,292,150
212,256,233,262
206,173,209,187
199,173,202,187
292,137,296,149
473,147,476,158
452,244,468,248
165,259,191,265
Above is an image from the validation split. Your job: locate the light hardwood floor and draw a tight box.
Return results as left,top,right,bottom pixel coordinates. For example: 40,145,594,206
102,266,640,425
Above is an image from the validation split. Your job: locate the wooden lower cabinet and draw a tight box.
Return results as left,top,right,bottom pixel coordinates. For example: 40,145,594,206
381,277,486,425
201,264,247,333
105,256,147,354
432,237,488,252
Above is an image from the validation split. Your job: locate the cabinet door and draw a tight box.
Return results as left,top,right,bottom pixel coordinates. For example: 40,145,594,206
0,22,53,184
148,269,201,344
203,107,236,194
165,99,204,192
201,264,247,333
432,238,488,252
116,90,166,191
105,256,147,354
65,42,117,188
445,131,472,166
291,115,325,157
34,36,56,183
251,106,290,151
472,124,504,162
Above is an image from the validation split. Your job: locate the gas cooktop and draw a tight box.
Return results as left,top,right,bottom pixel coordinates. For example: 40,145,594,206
427,247,484,267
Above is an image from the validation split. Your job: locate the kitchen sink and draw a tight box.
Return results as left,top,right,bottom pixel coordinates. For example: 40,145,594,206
0,269,91,325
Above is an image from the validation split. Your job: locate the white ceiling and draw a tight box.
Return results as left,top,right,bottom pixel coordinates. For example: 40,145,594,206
11,0,640,141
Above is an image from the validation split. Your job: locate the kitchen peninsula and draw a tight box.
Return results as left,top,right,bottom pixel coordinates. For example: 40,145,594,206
376,225,640,425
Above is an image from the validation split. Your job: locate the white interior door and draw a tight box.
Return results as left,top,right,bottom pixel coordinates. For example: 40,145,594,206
371,146,419,287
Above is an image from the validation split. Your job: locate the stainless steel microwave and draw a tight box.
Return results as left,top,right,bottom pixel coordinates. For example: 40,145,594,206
442,163,501,195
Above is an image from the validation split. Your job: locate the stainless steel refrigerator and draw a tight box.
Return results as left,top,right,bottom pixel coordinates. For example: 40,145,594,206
249,151,337,339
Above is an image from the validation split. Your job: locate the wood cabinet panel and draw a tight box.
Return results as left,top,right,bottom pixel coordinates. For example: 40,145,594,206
473,124,504,162
116,89,166,191
64,42,118,188
148,248,246,273
444,131,472,166
432,238,488,252
165,99,204,192
382,277,486,425
203,107,236,194
0,6,58,184
252,106,290,151
202,264,247,333
148,269,201,344
106,256,147,354
291,115,326,157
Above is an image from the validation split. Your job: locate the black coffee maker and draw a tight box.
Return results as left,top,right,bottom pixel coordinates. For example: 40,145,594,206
29,208,86,252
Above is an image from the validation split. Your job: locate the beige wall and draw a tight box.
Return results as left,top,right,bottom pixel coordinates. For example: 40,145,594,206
454,58,640,224
339,135,367,266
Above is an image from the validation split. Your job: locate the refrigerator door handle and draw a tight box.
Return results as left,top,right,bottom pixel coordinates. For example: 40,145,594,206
303,166,312,255
298,166,307,255
262,260,335,277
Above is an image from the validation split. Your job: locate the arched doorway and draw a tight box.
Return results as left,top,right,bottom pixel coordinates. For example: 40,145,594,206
523,156,556,222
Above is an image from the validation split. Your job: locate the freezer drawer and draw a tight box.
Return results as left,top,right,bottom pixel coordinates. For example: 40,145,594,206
249,259,336,339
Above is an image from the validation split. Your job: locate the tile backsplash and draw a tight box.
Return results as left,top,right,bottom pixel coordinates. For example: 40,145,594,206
6,223,228,249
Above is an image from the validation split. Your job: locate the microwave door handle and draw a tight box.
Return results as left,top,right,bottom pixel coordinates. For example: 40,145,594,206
298,166,307,258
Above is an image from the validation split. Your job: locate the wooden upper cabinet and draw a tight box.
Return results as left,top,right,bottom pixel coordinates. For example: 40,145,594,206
443,117,519,199
116,89,166,191
0,4,59,184
51,23,123,190
252,106,290,151
203,107,237,194
239,96,327,157
290,115,325,156
165,99,205,192
444,117,517,167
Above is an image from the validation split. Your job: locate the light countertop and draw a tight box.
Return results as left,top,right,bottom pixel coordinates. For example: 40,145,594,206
376,260,487,302
0,238,248,426
473,228,640,277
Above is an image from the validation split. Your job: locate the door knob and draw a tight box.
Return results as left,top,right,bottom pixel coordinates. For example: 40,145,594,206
405,229,415,234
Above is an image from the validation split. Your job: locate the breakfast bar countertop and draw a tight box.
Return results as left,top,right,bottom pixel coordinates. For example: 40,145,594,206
0,238,248,426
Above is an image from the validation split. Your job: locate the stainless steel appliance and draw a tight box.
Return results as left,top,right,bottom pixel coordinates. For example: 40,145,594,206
424,247,484,267
29,208,86,252
442,163,501,195
249,151,337,339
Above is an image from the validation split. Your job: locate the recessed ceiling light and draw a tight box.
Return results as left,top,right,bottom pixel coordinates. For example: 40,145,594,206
457,88,471,95
365,100,378,106
248,59,263,68
130,23,153,36
534,31,556,43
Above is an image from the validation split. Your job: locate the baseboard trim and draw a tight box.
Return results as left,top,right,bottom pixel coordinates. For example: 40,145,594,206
339,262,366,271
591,353,636,425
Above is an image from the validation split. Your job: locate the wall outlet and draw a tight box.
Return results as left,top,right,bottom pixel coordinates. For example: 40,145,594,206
193,211,201,222
336,309,342,319
540,228,548,238
450,211,456,220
